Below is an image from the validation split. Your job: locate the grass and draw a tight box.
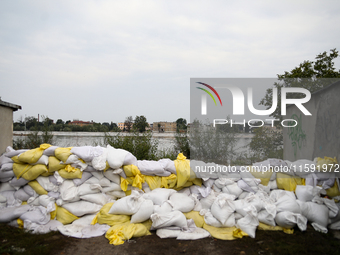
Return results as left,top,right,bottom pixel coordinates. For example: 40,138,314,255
0,223,68,255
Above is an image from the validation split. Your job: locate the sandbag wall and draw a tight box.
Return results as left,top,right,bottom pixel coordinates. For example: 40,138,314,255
0,144,340,245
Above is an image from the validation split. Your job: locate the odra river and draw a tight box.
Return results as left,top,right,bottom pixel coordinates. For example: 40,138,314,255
13,131,254,154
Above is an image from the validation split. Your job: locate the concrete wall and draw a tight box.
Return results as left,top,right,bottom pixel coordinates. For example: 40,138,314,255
0,105,14,154
284,80,340,161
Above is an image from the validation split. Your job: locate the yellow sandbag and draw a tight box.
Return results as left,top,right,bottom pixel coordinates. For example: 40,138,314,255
18,144,51,164
174,153,191,188
161,174,177,189
131,173,145,190
56,205,79,225
40,172,54,177
123,165,140,177
17,218,24,229
232,228,249,239
48,156,65,172
58,167,82,179
120,177,130,191
249,166,273,186
325,180,340,198
21,164,48,181
316,156,338,172
10,156,21,164
202,223,237,240
258,222,294,234
13,163,32,179
50,208,57,220
105,222,151,246
276,172,304,192
145,176,162,190
54,147,72,162
183,211,205,228
28,180,48,195
92,202,130,226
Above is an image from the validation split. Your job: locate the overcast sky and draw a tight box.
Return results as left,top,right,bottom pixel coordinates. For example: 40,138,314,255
1,0,339,124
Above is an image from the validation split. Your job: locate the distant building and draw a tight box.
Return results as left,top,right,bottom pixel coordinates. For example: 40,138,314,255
68,120,93,127
118,122,134,131
0,98,21,154
153,121,177,132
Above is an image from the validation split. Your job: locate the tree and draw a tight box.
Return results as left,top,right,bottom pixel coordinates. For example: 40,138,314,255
249,127,283,160
56,119,64,125
260,48,340,120
133,115,149,132
124,116,133,132
176,118,187,132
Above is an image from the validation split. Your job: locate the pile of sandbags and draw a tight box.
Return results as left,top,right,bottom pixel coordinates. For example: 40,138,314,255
1,144,340,245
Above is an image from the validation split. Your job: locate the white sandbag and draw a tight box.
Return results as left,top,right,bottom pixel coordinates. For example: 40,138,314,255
123,152,138,166
275,211,307,231
156,228,181,238
267,180,278,190
43,146,58,156
101,182,122,192
295,185,322,202
48,191,60,199
222,182,243,197
212,185,222,193
108,190,144,215
200,190,217,210
106,145,129,169
91,148,107,171
238,191,250,200
32,155,49,165
203,178,215,189
85,176,111,187
177,187,191,196
271,190,300,214
312,196,338,218
103,170,121,184
83,165,96,172
60,180,79,202
80,193,110,206
49,175,58,185
36,176,58,192
0,204,31,222
143,188,177,205
0,177,13,183
0,163,13,171
214,178,236,189
258,209,276,226
38,194,56,208
25,220,63,234
177,227,211,240
0,191,21,207
297,200,329,228
62,201,102,217
14,189,31,201
234,199,249,217
5,148,28,158
0,182,16,192
105,190,126,199
151,210,188,230
78,183,102,196
137,160,171,177
0,193,6,203
158,158,177,175
131,199,154,223
23,185,37,197
191,194,203,212
237,180,255,193
236,207,259,238
154,201,173,214
211,193,235,225
73,171,93,186
0,154,13,165
168,193,195,213
71,146,104,162
20,204,54,225
0,170,15,179
9,177,29,189
202,210,224,228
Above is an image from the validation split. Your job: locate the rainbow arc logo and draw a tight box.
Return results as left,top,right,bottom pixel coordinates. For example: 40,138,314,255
196,82,222,115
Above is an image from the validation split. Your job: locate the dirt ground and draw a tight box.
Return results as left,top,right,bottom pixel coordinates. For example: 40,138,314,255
50,226,340,255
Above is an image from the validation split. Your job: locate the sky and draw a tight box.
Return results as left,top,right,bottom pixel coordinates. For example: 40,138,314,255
1,0,339,124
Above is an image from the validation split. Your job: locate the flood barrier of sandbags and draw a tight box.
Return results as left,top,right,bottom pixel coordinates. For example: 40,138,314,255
0,144,340,245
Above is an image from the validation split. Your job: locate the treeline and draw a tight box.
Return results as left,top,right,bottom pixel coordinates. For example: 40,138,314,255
13,116,121,132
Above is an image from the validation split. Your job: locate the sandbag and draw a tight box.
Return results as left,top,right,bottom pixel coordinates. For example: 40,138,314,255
108,190,144,215
131,199,154,223
168,193,195,213
211,194,236,226
0,204,32,222
143,188,177,205
151,210,188,230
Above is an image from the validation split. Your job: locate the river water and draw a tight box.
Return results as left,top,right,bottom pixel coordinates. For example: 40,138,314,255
13,131,253,155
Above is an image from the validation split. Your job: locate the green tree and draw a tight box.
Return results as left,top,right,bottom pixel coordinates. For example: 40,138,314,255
133,115,149,132
260,48,340,121
124,116,133,132
176,118,187,132
249,127,283,160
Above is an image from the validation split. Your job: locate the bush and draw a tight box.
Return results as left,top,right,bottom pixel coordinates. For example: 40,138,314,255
104,131,159,160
